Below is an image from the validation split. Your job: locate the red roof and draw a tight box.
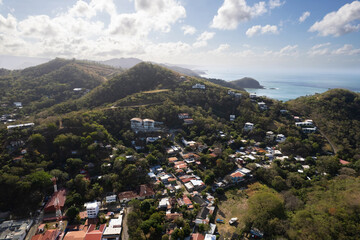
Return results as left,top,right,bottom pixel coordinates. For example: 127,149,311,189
191,233,205,240
168,157,178,162
231,172,244,178
44,189,66,213
31,229,60,240
84,224,106,240
183,196,192,205
165,213,183,221
339,159,350,165
118,191,138,201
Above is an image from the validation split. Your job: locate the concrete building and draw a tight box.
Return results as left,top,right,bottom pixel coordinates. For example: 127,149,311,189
85,201,101,218
244,122,254,131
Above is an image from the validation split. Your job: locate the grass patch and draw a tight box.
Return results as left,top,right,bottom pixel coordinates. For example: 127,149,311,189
215,188,249,239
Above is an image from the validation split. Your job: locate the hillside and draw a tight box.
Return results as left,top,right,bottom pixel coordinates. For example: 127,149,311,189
230,77,264,89
0,58,122,113
287,88,360,159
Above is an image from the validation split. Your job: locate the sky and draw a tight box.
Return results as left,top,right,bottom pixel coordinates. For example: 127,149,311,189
0,0,360,72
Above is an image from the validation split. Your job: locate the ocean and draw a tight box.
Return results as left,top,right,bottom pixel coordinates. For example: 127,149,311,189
201,69,360,102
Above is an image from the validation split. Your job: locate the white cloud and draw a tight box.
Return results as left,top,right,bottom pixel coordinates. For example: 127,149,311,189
193,31,215,48
0,0,3,5
210,44,230,54
332,44,360,55
309,1,360,36
0,0,187,59
308,43,331,56
181,25,196,35
211,0,267,30
299,11,310,23
277,44,298,56
268,0,285,9
246,24,279,37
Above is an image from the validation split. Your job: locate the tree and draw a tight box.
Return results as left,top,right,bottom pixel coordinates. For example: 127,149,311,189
66,206,79,223
245,189,285,236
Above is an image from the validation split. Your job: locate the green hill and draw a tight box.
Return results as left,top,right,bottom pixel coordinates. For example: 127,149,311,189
230,77,264,89
0,58,122,113
287,88,360,159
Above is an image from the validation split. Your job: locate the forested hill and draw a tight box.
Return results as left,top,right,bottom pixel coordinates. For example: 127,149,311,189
287,88,360,159
0,58,122,113
80,62,184,107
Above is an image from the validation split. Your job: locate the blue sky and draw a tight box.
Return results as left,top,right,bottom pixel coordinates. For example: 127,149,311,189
0,0,360,72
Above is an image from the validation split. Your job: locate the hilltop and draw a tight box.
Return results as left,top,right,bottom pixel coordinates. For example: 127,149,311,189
230,77,264,89
0,58,122,113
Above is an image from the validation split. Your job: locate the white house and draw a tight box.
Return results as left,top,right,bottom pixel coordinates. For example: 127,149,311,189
276,134,286,143
102,216,123,240
249,93,257,99
244,122,254,131
302,127,317,133
258,102,267,110
105,195,117,203
143,119,155,129
130,118,158,132
85,201,101,218
130,118,143,129
13,102,22,108
192,83,206,89
230,115,235,121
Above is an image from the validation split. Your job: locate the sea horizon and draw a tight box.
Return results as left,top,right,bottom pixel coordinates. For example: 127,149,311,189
200,68,360,102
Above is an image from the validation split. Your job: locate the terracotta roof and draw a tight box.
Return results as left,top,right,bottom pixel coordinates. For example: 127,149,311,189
31,229,60,240
168,157,178,162
79,211,88,219
84,224,106,240
191,233,205,240
231,172,244,178
174,161,186,165
44,189,66,213
183,196,192,205
118,191,138,201
139,184,155,198
63,230,86,240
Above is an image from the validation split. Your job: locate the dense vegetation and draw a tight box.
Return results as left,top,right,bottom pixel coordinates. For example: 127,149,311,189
287,89,360,159
0,60,360,239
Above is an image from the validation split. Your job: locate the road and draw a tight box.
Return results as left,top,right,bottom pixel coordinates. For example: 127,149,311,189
121,206,131,240
25,210,44,240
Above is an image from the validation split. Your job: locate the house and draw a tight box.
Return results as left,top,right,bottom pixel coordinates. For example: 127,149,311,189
190,179,205,191
340,159,350,165
178,113,190,119
63,230,87,240
230,171,245,183
31,229,60,240
244,122,254,131
195,206,215,226
258,102,267,110
102,216,123,240
184,119,194,125
249,93,257,99
130,118,158,132
105,195,117,204
302,127,317,133
192,83,206,89
182,196,193,209
118,185,154,202
204,234,216,240
84,224,106,240
266,131,275,140
166,212,183,221
185,182,194,192
280,109,288,114
13,102,22,108
44,189,66,213
275,134,286,143
168,157,178,164
7,123,35,130
158,198,170,209
85,201,100,218
230,115,236,121
191,233,205,240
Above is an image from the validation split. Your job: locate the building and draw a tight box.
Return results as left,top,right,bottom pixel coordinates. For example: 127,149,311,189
230,171,245,183
191,233,205,240
244,122,254,131
63,230,86,240
118,184,155,202
275,134,286,143
85,201,100,218
13,102,22,108
178,113,189,119
184,119,194,125
230,115,235,121
44,189,66,213
258,102,267,110
192,83,206,89
31,229,60,240
7,123,35,130
102,216,122,240
130,118,159,132
0,220,33,240
84,224,106,240
204,234,216,240
105,195,117,204
249,93,257,99
302,127,317,133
